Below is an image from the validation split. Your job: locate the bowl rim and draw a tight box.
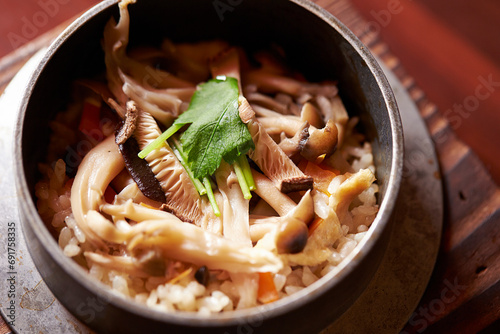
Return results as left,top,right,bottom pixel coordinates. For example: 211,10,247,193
14,0,404,328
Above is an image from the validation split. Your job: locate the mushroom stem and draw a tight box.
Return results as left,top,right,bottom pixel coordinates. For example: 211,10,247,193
71,135,124,250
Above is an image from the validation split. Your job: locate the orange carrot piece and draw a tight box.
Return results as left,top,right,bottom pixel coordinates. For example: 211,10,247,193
308,217,324,236
257,272,279,304
64,178,74,192
303,161,338,195
78,98,102,134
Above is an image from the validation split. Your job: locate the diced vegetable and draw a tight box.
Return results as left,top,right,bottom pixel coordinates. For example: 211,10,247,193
78,98,102,134
257,272,279,304
301,161,338,195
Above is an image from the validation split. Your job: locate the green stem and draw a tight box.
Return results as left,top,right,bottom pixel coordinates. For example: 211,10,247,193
138,123,184,159
233,160,252,200
203,176,220,216
238,154,256,191
169,138,206,195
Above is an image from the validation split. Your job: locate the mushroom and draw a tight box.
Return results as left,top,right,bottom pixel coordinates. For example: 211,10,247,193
84,251,165,278
315,95,349,147
275,217,309,254
117,136,166,203
71,135,125,250
161,39,229,83
301,119,338,163
102,0,194,126
300,101,324,129
256,103,339,164
251,169,302,215
329,168,376,225
247,119,313,193
284,209,342,266
245,91,290,115
215,161,252,247
238,96,256,124
278,122,309,159
133,108,204,224
210,47,242,89
120,71,194,125
94,201,283,274
243,67,338,98
115,100,138,145
251,190,314,254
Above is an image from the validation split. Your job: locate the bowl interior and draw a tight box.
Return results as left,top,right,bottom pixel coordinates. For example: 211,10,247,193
16,0,402,332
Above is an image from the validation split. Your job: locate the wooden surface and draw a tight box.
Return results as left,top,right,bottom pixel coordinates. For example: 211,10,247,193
1,0,499,333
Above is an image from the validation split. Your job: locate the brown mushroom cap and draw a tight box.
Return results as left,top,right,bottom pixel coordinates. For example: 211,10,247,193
275,217,309,254
301,119,338,163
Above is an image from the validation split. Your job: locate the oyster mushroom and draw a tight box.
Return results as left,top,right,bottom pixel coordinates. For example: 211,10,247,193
330,168,376,224
84,251,165,278
247,119,313,193
215,161,251,247
71,135,124,250
134,108,204,224
243,68,338,98
210,47,242,87
161,39,229,83
94,201,283,274
103,0,194,126
251,169,301,216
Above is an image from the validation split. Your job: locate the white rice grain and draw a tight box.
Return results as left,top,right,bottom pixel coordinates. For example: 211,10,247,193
302,267,319,287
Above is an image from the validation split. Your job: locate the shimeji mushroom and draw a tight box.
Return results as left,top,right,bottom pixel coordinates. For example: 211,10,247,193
256,103,339,164
249,170,314,254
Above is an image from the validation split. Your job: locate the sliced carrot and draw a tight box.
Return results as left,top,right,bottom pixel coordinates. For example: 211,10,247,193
297,158,309,173
303,161,338,195
308,217,324,236
318,162,340,175
167,267,193,285
139,202,160,210
78,98,102,134
64,178,74,192
257,272,279,304
104,186,117,204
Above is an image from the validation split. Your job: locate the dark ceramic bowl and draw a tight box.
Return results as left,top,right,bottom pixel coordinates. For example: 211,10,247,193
14,0,403,333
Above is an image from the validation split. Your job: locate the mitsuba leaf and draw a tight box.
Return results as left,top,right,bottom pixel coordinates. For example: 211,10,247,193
174,77,254,178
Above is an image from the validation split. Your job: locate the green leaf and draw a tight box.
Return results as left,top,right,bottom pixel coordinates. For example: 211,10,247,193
176,77,254,178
